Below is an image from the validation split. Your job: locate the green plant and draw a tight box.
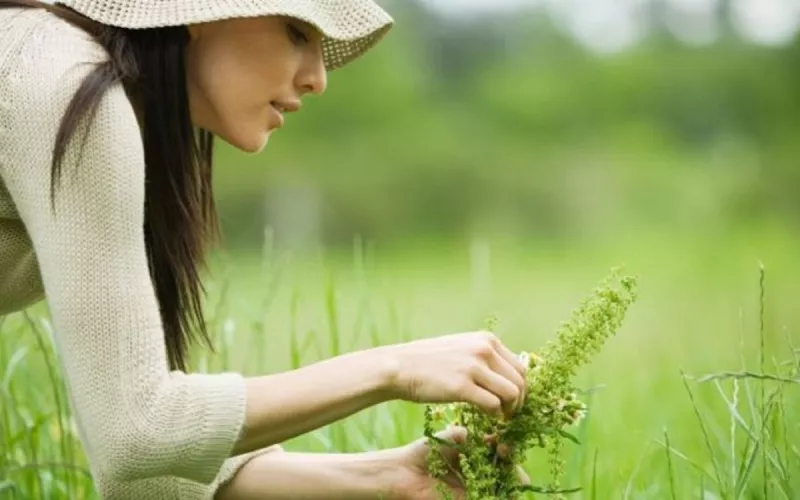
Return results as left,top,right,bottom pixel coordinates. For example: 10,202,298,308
423,268,639,499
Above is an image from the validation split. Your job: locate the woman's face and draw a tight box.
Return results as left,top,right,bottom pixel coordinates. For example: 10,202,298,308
185,15,328,153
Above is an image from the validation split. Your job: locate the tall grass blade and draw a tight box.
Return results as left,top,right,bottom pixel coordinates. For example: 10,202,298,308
758,263,768,500
323,270,345,450
695,373,799,384
289,287,302,370
590,448,598,500
0,480,19,496
664,428,678,500
681,369,727,498
734,441,760,499
655,438,718,485
324,270,341,358
23,314,73,496
734,433,754,498
348,234,370,352
623,442,651,500
2,345,27,393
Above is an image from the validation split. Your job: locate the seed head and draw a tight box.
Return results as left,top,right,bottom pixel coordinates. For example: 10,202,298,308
424,268,638,498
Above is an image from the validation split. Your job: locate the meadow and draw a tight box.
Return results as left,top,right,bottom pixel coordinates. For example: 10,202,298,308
1,225,798,499
3,1,800,498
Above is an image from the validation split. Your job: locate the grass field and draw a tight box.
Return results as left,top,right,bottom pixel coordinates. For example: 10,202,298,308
1,227,798,499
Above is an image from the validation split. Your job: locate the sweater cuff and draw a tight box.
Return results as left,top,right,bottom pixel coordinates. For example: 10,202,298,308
180,372,248,484
211,444,285,494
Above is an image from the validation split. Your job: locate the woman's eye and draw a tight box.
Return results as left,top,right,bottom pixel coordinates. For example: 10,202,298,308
287,24,308,44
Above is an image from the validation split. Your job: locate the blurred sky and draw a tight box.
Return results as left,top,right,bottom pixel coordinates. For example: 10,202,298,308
39,0,800,51
419,0,800,52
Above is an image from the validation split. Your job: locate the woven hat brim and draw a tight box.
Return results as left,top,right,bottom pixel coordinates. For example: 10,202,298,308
57,0,394,70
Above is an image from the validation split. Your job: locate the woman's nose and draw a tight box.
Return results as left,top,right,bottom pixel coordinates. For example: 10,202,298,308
297,53,328,96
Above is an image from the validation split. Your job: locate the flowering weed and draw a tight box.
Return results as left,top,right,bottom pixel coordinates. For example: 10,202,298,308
424,268,638,499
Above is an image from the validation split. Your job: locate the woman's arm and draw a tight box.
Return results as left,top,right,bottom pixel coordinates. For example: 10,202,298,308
215,449,400,500
2,49,247,484
233,348,397,454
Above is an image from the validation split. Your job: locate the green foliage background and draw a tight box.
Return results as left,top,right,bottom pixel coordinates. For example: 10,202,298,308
3,1,800,498
210,0,800,252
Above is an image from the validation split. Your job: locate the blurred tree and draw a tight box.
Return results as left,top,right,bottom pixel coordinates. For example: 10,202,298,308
210,0,800,251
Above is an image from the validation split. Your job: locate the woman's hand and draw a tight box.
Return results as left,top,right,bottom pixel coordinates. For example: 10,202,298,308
380,331,528,419
215,427,529,500
385,426,531,500
232,331,527,456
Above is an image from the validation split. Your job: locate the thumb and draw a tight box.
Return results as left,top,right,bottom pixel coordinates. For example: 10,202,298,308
430,425,468,463
438,425,467,445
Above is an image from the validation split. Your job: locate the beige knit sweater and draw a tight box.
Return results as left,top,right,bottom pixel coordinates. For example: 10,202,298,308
0,7,280,499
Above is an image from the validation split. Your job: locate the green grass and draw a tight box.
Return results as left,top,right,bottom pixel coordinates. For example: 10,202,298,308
1,229,799,499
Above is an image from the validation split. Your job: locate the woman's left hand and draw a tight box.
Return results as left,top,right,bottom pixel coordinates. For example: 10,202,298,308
385,426,531,500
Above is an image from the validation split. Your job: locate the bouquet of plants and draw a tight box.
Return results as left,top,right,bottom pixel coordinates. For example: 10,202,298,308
424,268,638,499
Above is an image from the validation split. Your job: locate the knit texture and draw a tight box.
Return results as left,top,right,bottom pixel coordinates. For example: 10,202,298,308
58,0,394,71
0,8,279,499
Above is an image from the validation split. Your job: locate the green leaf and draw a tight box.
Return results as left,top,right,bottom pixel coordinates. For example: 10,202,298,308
558,429,581,445
517,484,582,495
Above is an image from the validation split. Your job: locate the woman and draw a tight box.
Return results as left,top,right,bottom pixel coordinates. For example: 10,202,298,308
0,0,530,498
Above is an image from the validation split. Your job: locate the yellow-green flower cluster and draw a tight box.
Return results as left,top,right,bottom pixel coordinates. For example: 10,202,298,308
424,269,638,499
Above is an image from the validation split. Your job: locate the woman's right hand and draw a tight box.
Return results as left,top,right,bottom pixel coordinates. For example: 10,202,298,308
230,331,529,457
378,331,529,419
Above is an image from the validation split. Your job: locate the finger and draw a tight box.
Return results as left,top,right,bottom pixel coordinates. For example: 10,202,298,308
473,366,520,419
489,349,527,412
496,442,511,460
433,425,468,461
483,433,514,462
494,345,529,408
466,383,504,418
493,340,529,380
440,425,468,445
486,337,528,405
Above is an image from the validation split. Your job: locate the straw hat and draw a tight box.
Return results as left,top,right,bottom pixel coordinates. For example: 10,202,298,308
56,0,394,70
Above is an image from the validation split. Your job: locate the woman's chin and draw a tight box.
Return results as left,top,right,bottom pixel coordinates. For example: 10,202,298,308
221,128,273,154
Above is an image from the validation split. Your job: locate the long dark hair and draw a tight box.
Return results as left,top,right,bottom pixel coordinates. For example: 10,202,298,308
0,0,218,371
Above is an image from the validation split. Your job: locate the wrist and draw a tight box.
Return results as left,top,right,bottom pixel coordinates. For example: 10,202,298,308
357,346,401,402
367,448,410,500
355,449,405,499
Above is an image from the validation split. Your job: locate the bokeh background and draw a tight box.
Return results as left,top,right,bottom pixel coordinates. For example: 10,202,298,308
201,0,800,493
214,0,800,256
3,0,799,498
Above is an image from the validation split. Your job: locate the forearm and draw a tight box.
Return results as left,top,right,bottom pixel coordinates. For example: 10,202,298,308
215,449,399,500
233,348,398,454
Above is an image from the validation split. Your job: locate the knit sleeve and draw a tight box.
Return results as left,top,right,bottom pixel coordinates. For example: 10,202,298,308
213,445,284,490
0,33,251,486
